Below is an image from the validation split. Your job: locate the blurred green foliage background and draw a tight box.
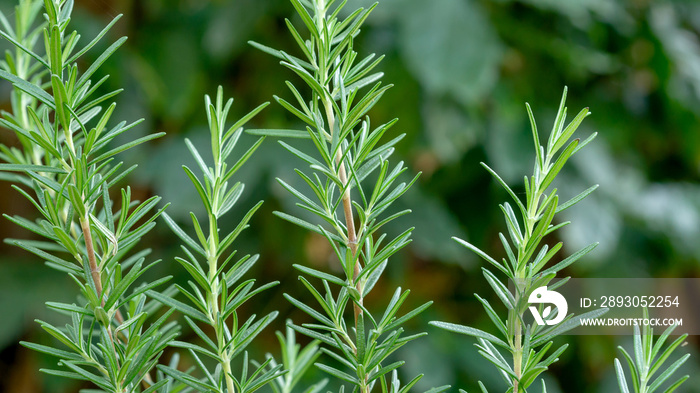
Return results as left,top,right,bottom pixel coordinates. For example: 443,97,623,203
0,0,699,392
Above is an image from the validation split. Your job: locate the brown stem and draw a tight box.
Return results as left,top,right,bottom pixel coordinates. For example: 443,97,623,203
80,216,123,383
84,213,149,386
333,126,363,326
318,15,366,376
80,217,103,303
80,216,125,325
332,113,369,393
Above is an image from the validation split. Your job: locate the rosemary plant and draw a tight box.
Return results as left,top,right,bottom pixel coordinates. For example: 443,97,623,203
153,87,283,393
0,0,178,391
615,311,690,393
249,1,441,392
431,89,603,392
267,323,328,393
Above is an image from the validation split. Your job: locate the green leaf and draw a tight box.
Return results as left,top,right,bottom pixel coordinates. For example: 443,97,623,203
11,239,80,273
229,311,279,358
162,213,206,257
453,237,509,276
274,95,315,126
36,319,82,354
246,128,311,139
615,358,630,393
91,132,165,163
288,322,336,348
648,354,690,392
649,333,688,378
66,14,123,64
170,341,219,362
475,295,507,337
184,138,212,182
0,164,65,173
293,264,346,287
526,103,544,169
51,80,72,140
288,0,321,41
158,364,218,392
147,290,208,323
368,361,404,383
572,132,597,155
222,135,266,184
277,178,323,213
0,69,55,108
76,36,128,90
218,200,263,255
617,347,640,393
547,87,568,151
46,302,93,316
273,211,338,240
362,259,386,297
315,363,359,385
20,341,82,361
482,268,514,309
385,301,432,332
540,138,579,191
663,375,690,393
519,365,547,389
481,163,527,218
284,293,334,327
279,140,325,168
541,243,598,275
0,28,48,69
475,346,515,379
429,321,509,349
552,107,590,154
283,61,328,101
532,307,608,346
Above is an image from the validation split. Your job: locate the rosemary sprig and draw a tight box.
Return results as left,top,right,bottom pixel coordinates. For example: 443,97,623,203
251,1,445,392
155,87,284,393
431,88,603,393
0,0,177,391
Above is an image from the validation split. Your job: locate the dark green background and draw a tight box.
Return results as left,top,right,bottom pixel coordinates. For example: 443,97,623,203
0,0,699,392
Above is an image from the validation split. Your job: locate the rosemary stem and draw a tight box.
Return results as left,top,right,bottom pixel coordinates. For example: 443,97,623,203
223,361,236,393
336,148,363,306
322,93,363,321
324,89,367,393
80,217,103,303
80,215,123,384
513,313,522,392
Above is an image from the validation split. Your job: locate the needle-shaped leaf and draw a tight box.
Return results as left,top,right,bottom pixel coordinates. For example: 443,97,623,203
429,322,510,350
616,359,631,393
453,237,509,275
147,290,208,323
482,268,514,309
247,128,311,139
0,28,48,68
552,107,590,154
162,213,206,257
75,36,127,90
90,132,165,164
541,243,598,276
294,264,346,287
0,68,55,107
540,138,579,191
